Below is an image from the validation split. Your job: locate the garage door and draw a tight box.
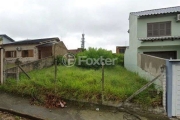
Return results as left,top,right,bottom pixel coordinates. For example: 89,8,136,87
172,62,180,116
144,51,177,59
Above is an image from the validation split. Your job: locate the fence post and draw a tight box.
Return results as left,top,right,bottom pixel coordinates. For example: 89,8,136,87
3,59,7,83
55,58,57,83
0,48,3,84
101,62,104,104
16,66,19,82
161,65,166,113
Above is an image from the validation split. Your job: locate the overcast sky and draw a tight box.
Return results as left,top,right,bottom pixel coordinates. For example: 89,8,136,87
0,0,179,52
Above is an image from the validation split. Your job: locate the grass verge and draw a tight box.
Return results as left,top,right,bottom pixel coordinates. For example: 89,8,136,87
0,65,162,107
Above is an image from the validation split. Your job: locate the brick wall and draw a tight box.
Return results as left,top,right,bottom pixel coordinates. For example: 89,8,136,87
38,46,52,59
52,41,68,57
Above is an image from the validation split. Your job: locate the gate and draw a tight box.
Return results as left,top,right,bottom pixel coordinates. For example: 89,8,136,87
172,62,180,116
167,60,180,117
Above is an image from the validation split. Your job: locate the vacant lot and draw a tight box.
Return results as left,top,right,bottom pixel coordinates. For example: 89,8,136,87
0,65,161,106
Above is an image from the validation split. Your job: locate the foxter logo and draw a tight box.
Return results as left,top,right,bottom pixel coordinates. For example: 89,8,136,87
62,53,76,67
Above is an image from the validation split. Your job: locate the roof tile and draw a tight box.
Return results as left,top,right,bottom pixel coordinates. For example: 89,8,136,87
131,6,180,16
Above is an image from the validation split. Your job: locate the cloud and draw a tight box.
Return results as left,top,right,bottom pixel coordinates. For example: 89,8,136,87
0,0,179,52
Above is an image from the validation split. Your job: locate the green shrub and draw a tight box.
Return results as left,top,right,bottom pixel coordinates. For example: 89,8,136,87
75,47,115,69
112,53,124,66
56,55,63,65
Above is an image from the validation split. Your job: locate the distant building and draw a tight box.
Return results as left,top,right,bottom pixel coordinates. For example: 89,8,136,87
116,46,127,54
125,6,180,72
1,36,68,63
0,34,15,44
68,48,84,55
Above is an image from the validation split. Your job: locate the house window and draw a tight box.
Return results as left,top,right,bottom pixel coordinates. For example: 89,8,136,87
119,49,125,53
147,21,171,37
6,51,16,58
22,50,34,57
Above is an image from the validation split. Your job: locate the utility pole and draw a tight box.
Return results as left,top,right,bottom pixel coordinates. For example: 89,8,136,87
81,33,85,49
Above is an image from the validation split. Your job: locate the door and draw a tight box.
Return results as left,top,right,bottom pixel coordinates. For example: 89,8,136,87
172,62,180,116
38,50,41,59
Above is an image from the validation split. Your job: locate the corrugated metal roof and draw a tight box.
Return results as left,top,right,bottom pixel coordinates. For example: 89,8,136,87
131,6,180,16
139,36,180,41
3,37,60,45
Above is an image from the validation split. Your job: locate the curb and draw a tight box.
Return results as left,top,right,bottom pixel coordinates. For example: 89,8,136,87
0,107,44,120
63,98,170,120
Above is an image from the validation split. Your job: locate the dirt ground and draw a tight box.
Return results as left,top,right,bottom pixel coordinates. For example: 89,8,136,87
0,111,29,120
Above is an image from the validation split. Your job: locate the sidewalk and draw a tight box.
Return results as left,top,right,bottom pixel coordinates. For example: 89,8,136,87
0,92,131,120
0,92,172,120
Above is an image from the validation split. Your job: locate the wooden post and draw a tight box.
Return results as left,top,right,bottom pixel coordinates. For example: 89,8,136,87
55,58,57,83
0,48,3,84
18,65,31,79
3,59,7,83
101,62,105,104
124,74,161,103
16,66,19,82
54,43,57,83
54,43,57,93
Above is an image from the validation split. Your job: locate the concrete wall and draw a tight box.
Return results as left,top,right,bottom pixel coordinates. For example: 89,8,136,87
4,44,38,63
5,56,54,79
124,14,138,72
134,53,166,87
138,53,167,112
19,56,54,72
138,53,166,77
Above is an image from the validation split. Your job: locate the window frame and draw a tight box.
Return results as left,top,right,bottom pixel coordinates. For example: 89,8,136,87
22,50,34,57
119,49,125,53
147,21,171,37
5,51,17,58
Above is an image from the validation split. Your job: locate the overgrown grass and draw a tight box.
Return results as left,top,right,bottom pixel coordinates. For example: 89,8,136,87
0,65,162,106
